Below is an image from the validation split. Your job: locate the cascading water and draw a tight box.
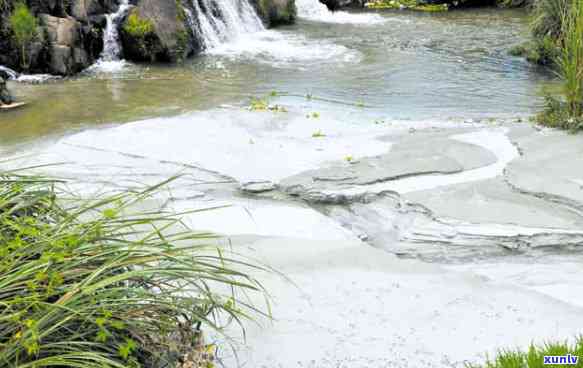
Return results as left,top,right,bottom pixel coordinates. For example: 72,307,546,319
101,0,131,61
295,0,385,24
185,0,264,50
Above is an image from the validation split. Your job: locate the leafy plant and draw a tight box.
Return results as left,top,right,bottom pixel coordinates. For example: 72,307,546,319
0,170,268,367
9,2,37,70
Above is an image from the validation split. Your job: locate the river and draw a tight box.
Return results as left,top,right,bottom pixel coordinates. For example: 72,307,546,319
1,3,582,367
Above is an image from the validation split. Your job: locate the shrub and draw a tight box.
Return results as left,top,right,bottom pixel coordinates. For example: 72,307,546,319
9,2,37,70
124,11,154,38
0,171,267,367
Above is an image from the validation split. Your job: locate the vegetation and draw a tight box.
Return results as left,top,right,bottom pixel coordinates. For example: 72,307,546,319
9,2,37,70
124,11,155,38
469,337,583,367
536,0,583,130
0,170,267,367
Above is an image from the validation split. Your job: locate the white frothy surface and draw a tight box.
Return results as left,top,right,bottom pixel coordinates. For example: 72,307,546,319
207,30,362,67
296,0,386,24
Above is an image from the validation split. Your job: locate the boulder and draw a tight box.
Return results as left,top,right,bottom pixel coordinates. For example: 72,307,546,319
253,0,296,26
40,14,91,75
70,0,117,22
120,0,193,62
0,77,14,106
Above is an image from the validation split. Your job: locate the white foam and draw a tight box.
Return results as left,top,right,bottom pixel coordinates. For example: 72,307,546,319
207,30,362,67
15,74,61,84
85,59,130,74
296,0,386,24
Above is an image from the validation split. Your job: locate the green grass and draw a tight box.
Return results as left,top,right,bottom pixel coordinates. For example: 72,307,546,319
469,337,583,367
536,0,583,130
0,169,268,367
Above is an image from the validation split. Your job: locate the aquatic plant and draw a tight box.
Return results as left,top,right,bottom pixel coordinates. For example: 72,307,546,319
248,96,287,112
9,2,37,70
469,337,583,367
312,130,326,138
0,170,267,367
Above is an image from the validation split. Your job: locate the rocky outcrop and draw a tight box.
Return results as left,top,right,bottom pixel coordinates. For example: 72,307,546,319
253,0,297,26
41,14,91,75
120,0,194,62
0,0,297,76
0,0,106,75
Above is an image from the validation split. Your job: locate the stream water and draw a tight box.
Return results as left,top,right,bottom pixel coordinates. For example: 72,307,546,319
0,6,554,147
2,4,582,366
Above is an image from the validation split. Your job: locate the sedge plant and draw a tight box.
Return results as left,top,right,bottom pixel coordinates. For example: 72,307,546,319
0,170,268,367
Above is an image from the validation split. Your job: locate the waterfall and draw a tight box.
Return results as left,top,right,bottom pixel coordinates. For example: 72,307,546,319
295,0,385,24
185,0,265,50
101,0,131,61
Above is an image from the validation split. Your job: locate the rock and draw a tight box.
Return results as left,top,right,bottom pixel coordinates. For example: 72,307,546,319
40,14,93,75
120,0,193,62
0,76,14,106
240,181,277,193
253,0,297,26
70,0,117,22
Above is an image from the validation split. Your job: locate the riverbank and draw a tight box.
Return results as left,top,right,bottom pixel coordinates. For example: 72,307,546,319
5,115,583,366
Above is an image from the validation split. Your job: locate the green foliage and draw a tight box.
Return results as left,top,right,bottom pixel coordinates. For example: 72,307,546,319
557,0,583,118
531,0,569,41
469,337,583,367
9,2,37,70
248,96,287,112
124,11,154,38
0,171,268,367
537,0,583,129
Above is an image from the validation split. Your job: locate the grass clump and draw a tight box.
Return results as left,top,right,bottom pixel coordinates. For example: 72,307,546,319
536,0,583,130
0,170,267,367
469,337,583,367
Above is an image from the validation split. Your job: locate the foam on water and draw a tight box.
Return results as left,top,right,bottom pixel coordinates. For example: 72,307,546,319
207,30,362,67
86,59,129,74
296,0,386,24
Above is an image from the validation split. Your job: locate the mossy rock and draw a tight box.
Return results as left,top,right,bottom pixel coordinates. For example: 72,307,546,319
120,0,194,62
254,0,296,27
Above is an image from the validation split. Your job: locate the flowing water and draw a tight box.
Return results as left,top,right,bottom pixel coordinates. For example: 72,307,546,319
186,0,265,50
0,7,554,147
1,5,581,365
101,0,131,61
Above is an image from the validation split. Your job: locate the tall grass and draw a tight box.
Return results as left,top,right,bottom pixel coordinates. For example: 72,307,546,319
535,0,583,129
557,0,583,118
0,170,268,367
468,337,583,367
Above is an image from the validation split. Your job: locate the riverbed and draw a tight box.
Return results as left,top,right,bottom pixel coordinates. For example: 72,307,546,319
1,3,582,367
